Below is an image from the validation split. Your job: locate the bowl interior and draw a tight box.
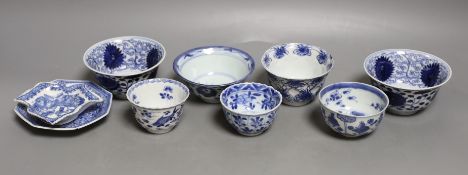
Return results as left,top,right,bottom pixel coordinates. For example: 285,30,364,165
221,83,281,115
174,46,254,85
320,83,388,117
262,43,333,79
365,49,451,89
127,79,189,109
84,36,165,76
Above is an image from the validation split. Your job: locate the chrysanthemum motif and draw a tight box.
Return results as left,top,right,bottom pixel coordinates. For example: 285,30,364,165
420,63,440,87
146,48,160,68
103,44,125,69
316,50,327,64
273,45,288,59
374,56,394,82
293,44,311,56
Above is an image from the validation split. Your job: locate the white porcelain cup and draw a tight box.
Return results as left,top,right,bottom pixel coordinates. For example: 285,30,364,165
126,78,189,134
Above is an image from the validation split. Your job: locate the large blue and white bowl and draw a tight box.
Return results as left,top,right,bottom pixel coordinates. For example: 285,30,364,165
364,49,452,115
173,46,255,103
261,43,333,106
319,82,389,137
83,36,166,99
220,82,282,136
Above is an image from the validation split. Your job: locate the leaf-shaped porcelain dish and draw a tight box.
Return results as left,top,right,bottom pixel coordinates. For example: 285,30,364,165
15,81,103,125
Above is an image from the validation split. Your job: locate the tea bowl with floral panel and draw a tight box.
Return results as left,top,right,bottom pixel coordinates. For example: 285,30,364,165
261,43,334,106
364,49,452,115
127,78,189,134
319,82,389,137
173,46,255,103
220,82,282,136
84,36,166,99
15,81,103,125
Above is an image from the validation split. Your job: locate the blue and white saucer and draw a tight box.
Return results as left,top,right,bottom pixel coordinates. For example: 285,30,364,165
14,79,112,131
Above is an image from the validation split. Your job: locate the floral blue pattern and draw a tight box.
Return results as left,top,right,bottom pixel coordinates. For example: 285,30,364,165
262,43,333,106
103,44,125,69
14,80,113,130
364,49,452,115
15,81,102,125
268,73,326,106
365,49,450,88
84,36,165,99
319,82,388,137
159,86,174,100
127,78,189,134
221,83,282,136
293,44,311,56
273,45,288,59
316,50,328,64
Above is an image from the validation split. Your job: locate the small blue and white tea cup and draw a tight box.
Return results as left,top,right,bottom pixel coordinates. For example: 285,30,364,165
220,82,282,136
126,78,189,134
319,82,389,137
261,43,333,106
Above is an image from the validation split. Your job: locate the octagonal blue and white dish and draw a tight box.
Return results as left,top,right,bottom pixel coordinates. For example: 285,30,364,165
15,81,103,125
127,78,190,134
14,80,113,131
220,82,282,136
83,36,166,99
364,49,452,115
173,46,255,103
262,43,333,106
319,82,389,137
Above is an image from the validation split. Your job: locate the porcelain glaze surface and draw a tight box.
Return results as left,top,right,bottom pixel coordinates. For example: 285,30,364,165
127,78,189,134
319,82,389,137
173,46,255,103
14,80,112,130
15,81,103,125
364,49,452,115
84,36,166,99
220,82,282,136
262,43,333,106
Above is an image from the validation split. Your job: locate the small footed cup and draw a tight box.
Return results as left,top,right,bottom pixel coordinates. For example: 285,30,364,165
319,82,389,137
220,82,282,136
261,43,333,106
126,78,189,134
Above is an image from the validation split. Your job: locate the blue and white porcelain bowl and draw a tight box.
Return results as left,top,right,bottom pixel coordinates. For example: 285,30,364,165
364,49,452,115
261,43,333,106
15,81,103,125
173,46,255,103
84,36,166,99
319,82,389,137
220,82,282,136
127,78,189,134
